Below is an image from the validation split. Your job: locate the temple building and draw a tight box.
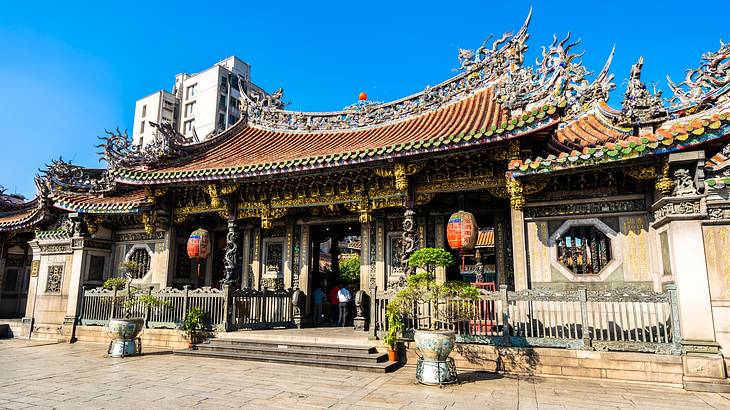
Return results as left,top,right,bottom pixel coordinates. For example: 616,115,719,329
2,12,730,390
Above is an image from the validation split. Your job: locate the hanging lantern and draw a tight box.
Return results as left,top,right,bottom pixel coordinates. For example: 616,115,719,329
358,92,368,101
446,211,478,251
187,228,211,260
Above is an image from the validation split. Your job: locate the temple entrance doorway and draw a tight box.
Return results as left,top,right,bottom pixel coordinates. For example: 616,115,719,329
308,221,361,327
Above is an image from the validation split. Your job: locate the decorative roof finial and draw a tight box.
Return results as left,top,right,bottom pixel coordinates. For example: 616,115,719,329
620,56,667,126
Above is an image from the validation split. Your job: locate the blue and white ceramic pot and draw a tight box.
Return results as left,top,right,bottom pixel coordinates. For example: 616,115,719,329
414,329,455,361
107,318,144,357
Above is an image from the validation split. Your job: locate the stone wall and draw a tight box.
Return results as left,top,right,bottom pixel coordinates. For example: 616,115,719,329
702,224,730,355
525,211,658,290
395,341,684,385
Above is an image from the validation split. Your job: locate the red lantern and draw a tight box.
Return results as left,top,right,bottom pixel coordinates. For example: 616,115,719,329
358,92,368,101
446,211,478,251
187,228,211,260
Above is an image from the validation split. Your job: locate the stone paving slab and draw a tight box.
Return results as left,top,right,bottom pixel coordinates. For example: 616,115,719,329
1,338,729,409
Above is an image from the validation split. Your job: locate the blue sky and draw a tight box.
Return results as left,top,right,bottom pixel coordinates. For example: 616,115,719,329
0,1,727,198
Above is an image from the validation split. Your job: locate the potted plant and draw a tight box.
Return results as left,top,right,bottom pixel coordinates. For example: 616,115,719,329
181,307,205,348
103,261,171,357
384,303,402,362
388,248,481,385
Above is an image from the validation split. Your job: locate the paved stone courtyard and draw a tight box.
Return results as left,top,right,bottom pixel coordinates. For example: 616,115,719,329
1,339,729,409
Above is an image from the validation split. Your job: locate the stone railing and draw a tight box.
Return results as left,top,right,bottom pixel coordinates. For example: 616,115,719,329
79,285,304,332
79,286,226,331
371,285,681,355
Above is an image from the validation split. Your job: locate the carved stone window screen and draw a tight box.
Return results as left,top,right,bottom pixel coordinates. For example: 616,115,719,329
46,265,64,293
126,248,151,279
556,226,611,275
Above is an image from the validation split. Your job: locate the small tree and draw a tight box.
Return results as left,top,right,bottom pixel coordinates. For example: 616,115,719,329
103,260,171,318
338,257,360,284
407,248,454,275
387,248,480,331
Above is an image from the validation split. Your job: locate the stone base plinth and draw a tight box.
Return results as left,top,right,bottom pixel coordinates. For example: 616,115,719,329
682,353,730,392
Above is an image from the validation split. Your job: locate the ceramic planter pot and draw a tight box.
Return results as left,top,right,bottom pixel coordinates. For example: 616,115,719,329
414,329,455,361
107,317,144,357
414,329,458,385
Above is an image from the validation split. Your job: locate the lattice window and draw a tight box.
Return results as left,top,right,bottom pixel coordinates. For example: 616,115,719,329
46,265,64,293
126,248,151,279
556,226,611,275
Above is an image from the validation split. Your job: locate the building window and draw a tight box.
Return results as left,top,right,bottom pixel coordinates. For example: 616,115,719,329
219,95,227,110
3,269,18,292
141,105,147,118
220,76,228,88
46,265,64,293
184,120,195,134
88,255,105,282
186,84,197,99
218,113,225,129
556,226,611,275
185,102,195,117
140,121,145,133
228,114,237,125
126,248,151,279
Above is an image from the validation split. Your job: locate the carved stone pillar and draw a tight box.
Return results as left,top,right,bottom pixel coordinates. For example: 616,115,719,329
222,220,238,286
400,208,418,276
240,226,251,288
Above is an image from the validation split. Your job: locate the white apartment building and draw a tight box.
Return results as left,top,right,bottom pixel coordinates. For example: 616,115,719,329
132,56,267,146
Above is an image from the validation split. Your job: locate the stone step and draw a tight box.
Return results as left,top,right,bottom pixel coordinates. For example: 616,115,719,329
206,338,377,354
173,348,399,373
216,330,371,347
196,341,387,363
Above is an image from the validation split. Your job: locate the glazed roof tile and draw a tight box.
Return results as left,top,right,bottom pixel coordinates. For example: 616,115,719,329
511,109,730,176
112,89,561,184
51,189,149,214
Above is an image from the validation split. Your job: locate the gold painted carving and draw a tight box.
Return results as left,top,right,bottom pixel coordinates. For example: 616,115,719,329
506,176,525,210
83,215,103,235
144,186,168,204
206,184,237,208
655,162,674,194
523,176,549,195
415,173,501,194
141,210,157,235
626,165,657,180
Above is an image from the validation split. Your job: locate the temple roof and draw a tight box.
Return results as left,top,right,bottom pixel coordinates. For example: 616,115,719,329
3,11,730,232
112,89,552,184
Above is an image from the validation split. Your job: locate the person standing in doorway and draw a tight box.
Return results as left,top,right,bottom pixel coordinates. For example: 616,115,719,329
337,284,352,327
328,284,340,325
313,285,325,325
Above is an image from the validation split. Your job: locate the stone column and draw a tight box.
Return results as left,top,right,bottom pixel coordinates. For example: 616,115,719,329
400,208,418,277
283,222,294,289
667,219,730,391
434,216,446,284
222,220,238,285
510,207,529,291
61,235,87,343
299,224,310,315
375,217,386,290
360,222,371,291
240,226,251,288
251,227,262,290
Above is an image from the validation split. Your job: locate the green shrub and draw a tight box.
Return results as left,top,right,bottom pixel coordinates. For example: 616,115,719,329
339,257,360,284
